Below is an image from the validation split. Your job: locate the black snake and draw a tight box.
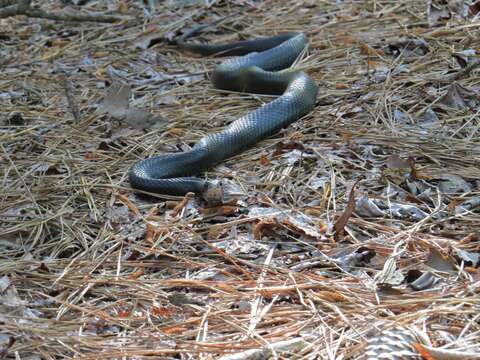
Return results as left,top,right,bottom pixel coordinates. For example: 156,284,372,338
129,30,318,197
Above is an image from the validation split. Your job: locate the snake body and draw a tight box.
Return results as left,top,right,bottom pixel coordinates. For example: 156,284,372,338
129,31,318,196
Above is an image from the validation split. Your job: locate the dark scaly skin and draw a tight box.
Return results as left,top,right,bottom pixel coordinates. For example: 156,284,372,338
129,32,318,196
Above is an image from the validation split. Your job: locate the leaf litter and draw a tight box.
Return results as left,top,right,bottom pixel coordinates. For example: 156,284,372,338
1,0,480,359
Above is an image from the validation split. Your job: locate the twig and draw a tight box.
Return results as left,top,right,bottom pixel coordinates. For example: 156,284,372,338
62,76,82,122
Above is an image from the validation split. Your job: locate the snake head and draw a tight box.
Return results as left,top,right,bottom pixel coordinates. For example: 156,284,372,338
202,180,224,206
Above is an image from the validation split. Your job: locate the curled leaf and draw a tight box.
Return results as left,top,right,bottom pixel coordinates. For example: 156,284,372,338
334,180,360,236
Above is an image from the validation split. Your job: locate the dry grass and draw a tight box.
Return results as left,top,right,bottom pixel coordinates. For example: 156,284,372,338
1,0,480,358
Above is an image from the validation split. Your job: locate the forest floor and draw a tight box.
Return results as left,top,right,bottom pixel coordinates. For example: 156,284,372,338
1,0,480,359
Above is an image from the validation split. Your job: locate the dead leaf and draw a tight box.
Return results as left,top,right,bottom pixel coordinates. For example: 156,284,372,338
97,82,130,118
0,336,15,359
418,108,440,129
437,174,472,194
334,180,360,236
329,247,376,271
452,49,477,68
97,83,165,129
455,249,480,267
425,247,456,274
308,290,348,303
259,153,271,166
168,293,205,306
376,256,405,287
271,141,306,157
389,203,428,221
152,306,177,318
455,196,480,214
359,43,383,57
470,0,480,15
385,38,429,57
408,271,440,290
117,1,128,13
253,218,278,240
448,0,470,19
0,276,10,292
428,0,452,25
355,195,385,217
124,108,164,129
386,154,414,169
283,217,322,238
441,82,478,109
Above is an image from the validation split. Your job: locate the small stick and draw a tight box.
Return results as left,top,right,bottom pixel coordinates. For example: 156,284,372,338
62,76,82,122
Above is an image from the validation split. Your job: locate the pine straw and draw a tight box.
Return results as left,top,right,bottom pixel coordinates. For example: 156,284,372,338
1,0,480,358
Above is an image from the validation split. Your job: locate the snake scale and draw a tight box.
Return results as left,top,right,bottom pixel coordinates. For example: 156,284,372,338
129,29,318,197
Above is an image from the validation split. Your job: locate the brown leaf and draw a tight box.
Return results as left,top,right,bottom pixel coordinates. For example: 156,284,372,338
359,43,383,57
124,108,165,129
334,180,360,236
425,247,456,274
470,0,480,15
385,154,414,169
282,217,322,238
427,1,451,24
117,1,128,13
171,192,195,217
259,153,271,166
168,293,205,306
441,82,478,109
201,205,239,217
309,290,348,303
0,336,15,359
272,141,305,157
437,174,472,194
448,0,470,19
98,82,130,118
253,218,277,240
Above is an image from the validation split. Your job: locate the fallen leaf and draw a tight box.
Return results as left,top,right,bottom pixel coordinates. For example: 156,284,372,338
427,0,452,25
389,203,428,221
359,43,383,57
168,293,205,306
441,82,478,109
452,49,477,68
152,306,177,318
0,276,10,292
437,174,472,194
425,247,456,274
408,271,440,290
97,81,130,119
386,154,414,169
448,0,470,19
124,108,164,129
355,195,385,217
334,180,360,236
253,218,277,240
418,108,440,129
0,336,15,359
455,249,480,267
308,290,348,303
470,0,480,15
385,38,429,57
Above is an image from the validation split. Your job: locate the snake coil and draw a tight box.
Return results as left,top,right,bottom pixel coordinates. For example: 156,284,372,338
129,29,318,197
